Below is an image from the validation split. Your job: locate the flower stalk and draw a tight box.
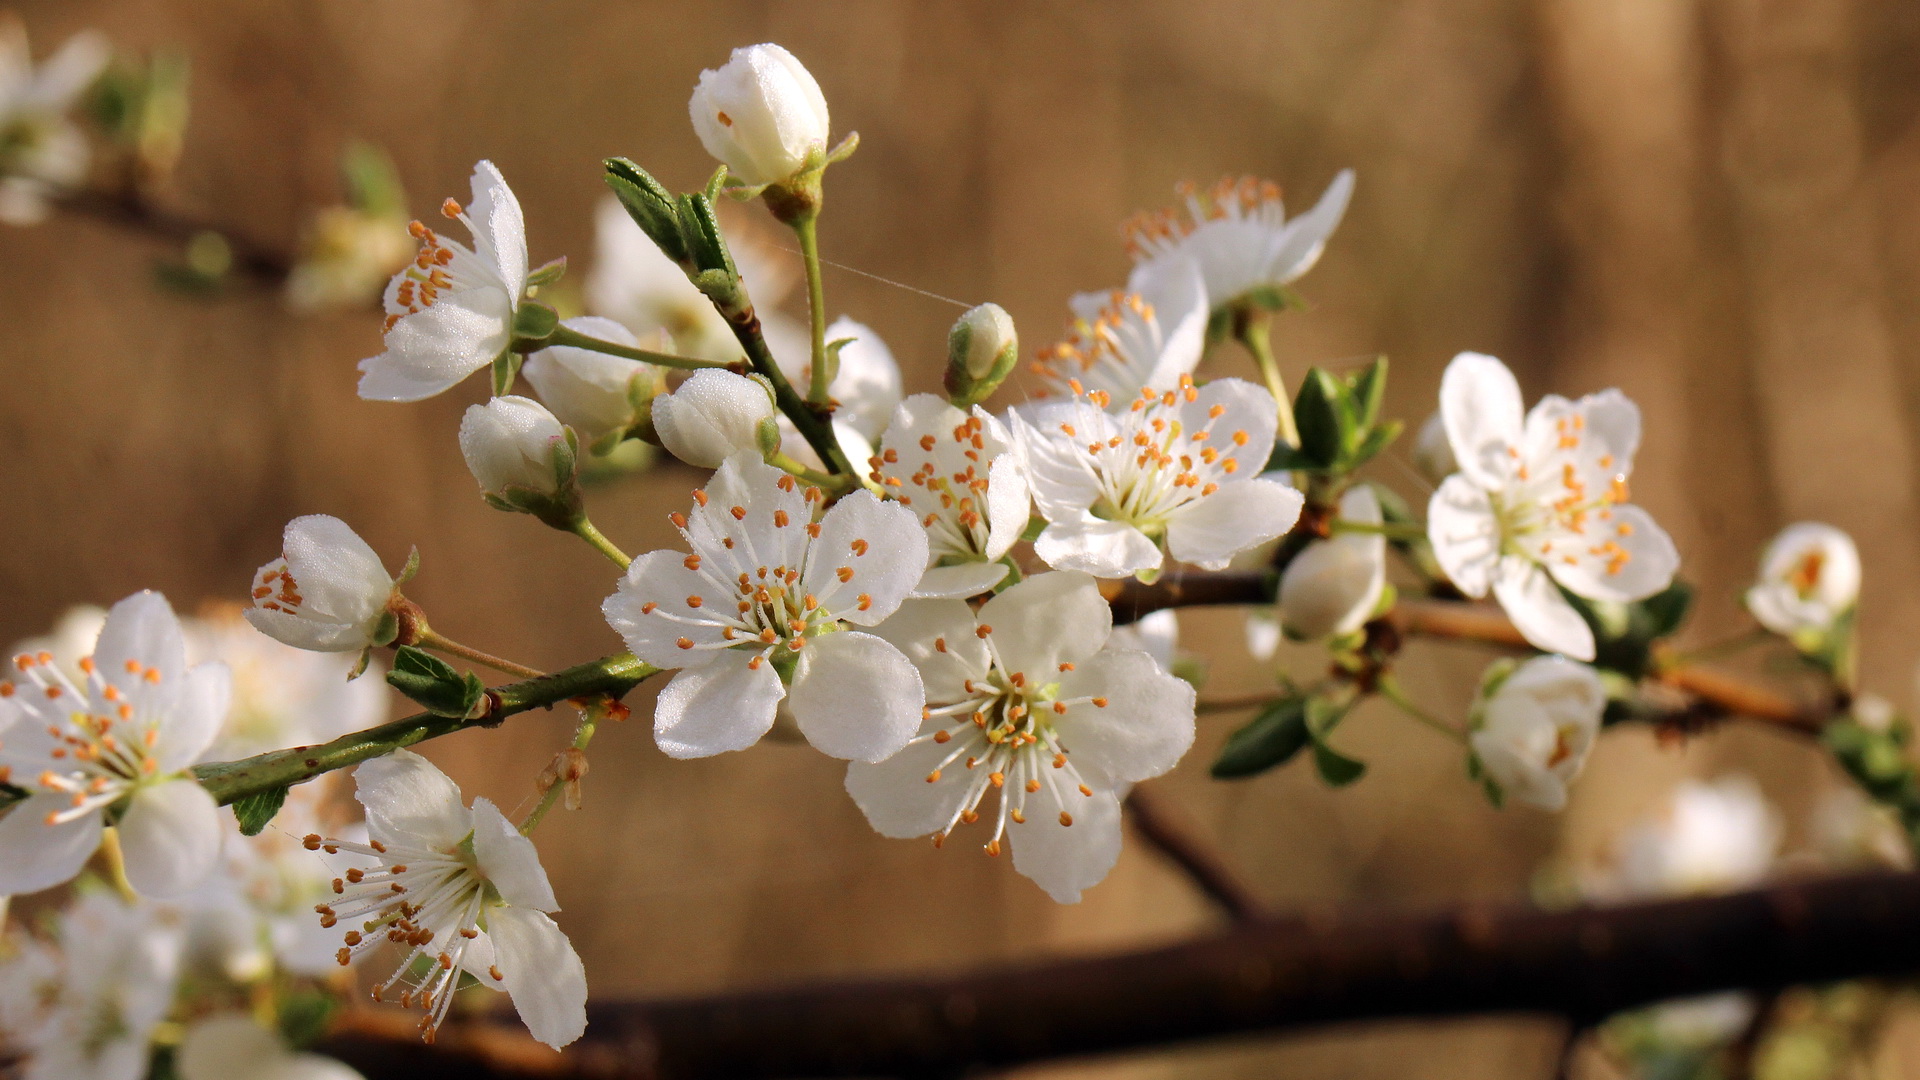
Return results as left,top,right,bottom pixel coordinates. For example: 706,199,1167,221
415,630,545,681
1230,304,1299,449
569,517,634,570
540,322,735,371
792,212,832,405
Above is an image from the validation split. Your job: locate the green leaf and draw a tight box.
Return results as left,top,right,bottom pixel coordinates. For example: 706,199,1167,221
603,158,688,265
232,785,289,836
1311,740,1367,786
342,141,405,218
1348,355,1389,434
1291,368,1347,469
1348,419,1403,469
1211,698,1311,779
386,646,487,718
1635,580,1694,641
525,256,568,289
279,990,339,1050
676,192,739,278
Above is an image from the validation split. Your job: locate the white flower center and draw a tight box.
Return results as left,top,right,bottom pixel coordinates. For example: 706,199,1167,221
2,652,168,824
309,831,501,1043
909,629,1109,855
876,414,995,564
1493,414,1636,577
382,199,507,332
1060,378,1246,537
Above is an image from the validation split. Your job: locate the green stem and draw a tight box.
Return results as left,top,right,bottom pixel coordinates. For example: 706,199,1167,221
1197,693,1284,716
793,213,832,406
769,451,855,493
1331,520,1430,542
193,654,657,806
1233,306,1299,449
1660,626,1773,669
1376,674,1467,743
699,272,852,476
416,630,545,680
570,517,633,570
520,704,605,835
544,324,732,371
98,827,139,903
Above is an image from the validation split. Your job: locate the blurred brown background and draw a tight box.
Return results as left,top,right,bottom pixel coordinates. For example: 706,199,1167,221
6,0,1920,1075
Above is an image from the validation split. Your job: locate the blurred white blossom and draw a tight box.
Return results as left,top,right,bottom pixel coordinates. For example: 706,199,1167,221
1124,171,1353,311
177,1014,364,1080
0,18,108,225
1278,485,1386,639
1468,655,1605,812
522,315,657,445
1745,522,1859,638
689,43,831,189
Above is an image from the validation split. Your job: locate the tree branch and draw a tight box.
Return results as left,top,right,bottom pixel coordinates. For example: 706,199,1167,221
317,870,1920,1080
55,187,294,283
1102,569,1274,625
1123,786,1267,922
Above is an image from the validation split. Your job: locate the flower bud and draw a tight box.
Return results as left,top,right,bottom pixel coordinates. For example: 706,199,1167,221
1278,486,1386,639
1745,522,1859,638
522,316,656,445
1411,410,1457,484
688,43,830,189
652,369,778,469
1468,655,1605,812
944,302,1019,408
245,515,400,653
459,395,577,505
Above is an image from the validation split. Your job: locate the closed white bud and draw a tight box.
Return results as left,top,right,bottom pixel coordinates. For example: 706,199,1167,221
1412,410,1457,484
459,395,573,498
652,369,778,469
944,302,1019,407
1746,522,1859,637
522,316,654,444
689,43,830,189
1468,655,1605,812
1278,486,1387,639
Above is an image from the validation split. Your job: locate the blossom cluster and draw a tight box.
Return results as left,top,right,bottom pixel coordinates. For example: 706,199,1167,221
1,26,1887,1074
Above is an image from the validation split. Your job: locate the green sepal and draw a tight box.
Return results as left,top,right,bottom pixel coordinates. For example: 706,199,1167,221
1292,368,1346,468
821,336,854,395
369,609,401,648
525,256,568,289
395,546,422,586
511,300,560,347
0,781,29,814
386,646,487,718
1348,355,1389,433
1211,697,1311,779
490,348,523,397
1348,419,1402,469
603,158,688,266
346,646,373,681
231,784,289,837
703,165,730,203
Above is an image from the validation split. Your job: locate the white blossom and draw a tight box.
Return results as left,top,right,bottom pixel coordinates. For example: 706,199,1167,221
523,315,654,444
1745,522,1859,638
10,891,184,1080
1278,485,1387,639
1029,259,1209,403
189,608,388,761
312,750,586,1048
1108,609,1179,674
870,393,1030,599
1123,171,1354,311
1015,376,1302,578
602,452,928,761
689,43,831,189
1427,352,1679,661
776,315,903,443
358,161,528,402
1468,655,1605,812
246,515,399,654
0,592,229,898
847,572,1195,903
1610,776,1780,898
652,368,776,470
1411,409,1458,484
0,18,108,225
177,1014,365,1080
458,395,573,498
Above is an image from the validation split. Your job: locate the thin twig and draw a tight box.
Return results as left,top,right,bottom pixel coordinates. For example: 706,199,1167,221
1123,786,1267,922
56,187,293,282
318,870,1920,1080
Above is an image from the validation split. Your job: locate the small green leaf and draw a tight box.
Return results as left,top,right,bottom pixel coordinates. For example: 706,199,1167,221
677,192,739,278
386,646,487,718
232,785,289,836
1348,419,1403,469
1348,355,1389,434
511,300,560,344
604,158,688,265
1311,740,1367,786
1211,698,1311,779
525,256,567,289
1292,368,1347,469
1635,580,1694,641
279,990,339,1049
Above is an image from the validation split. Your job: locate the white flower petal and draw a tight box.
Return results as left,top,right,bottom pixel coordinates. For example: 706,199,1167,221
788,631,923,763
118,779,223,898
600,551,739,669
1427,475,1500,597
1264,168,1355,285
1278,485,1386,639
486,905,588,1050
910,561,1010,600
1053,649,1196,788
1547,503,1680,603
466,161,529,301
652,369,775,469
652,651,783,759
1165,477,1302,570
982,450,1031,561
151,660,230,772
977,570,1112,677
523,316,646,441
1440,352,1525,489
93,590,187,692
1033,518,1162,578
1108,609,1179,673
803,490,927,624
353,749,471,851
0,792,101,895
867,599,990,702
177,1015,284,1080
1009,785,1122,904
844,732,977,838
241,608,367,652
279,515,394,626
470,798,559,912
1492,557,1596,661
356,287,513,402
1181,378,1278,478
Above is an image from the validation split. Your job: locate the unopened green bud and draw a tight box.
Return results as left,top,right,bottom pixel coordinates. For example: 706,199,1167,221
944,302,1019,408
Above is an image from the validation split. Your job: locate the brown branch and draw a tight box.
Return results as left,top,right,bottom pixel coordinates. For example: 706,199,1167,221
55,187,293,283
1123,786,1267,922
317,870,1920,1080
1102,569,1272,625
